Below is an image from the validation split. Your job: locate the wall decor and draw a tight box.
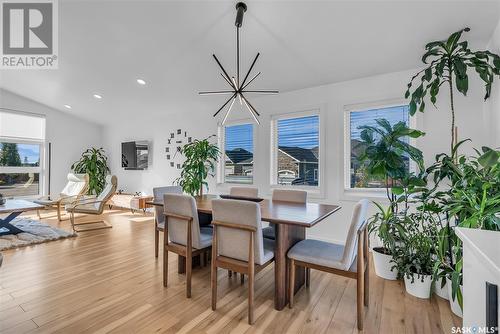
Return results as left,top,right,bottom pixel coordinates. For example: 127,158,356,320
199,2,278,125
165,129,191,169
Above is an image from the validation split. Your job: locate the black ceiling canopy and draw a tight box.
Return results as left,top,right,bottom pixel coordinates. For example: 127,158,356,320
199,2,279,125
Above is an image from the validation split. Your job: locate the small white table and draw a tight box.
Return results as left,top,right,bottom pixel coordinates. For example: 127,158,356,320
0,199,44,236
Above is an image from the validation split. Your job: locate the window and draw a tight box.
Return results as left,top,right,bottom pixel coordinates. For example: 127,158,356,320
0,111,45,197
346,104,410,189
222,123,254,184
272,114,320,187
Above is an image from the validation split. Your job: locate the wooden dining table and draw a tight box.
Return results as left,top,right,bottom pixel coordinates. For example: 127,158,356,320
148,194,341,310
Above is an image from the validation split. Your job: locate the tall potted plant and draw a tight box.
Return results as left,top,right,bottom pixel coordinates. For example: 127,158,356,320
71,147,110,195
175,136,220,196
406,27,500,158
357,119,425,279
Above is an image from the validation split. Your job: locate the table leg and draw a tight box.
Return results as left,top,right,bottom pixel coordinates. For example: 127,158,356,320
0,211,24,236
274,224,305,310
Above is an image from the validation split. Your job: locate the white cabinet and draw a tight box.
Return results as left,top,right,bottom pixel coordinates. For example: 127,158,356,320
456,228,500,329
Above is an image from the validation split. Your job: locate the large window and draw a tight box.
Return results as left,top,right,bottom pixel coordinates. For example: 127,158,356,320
223,123,254,184
272,114,320,187
347,104,410,189
0,111,45,197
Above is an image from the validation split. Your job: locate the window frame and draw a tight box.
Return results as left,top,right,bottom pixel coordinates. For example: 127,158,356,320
270,108,324,196
0,110,46,198
217,119,256,185
343,99,417,195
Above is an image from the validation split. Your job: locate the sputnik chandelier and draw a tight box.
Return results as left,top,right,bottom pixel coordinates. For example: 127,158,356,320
199,2,278,125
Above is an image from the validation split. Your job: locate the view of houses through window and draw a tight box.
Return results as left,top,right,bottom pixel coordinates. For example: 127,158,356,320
276,115,319,187
349,105,410,188
0,111,45,197
224,123,254,184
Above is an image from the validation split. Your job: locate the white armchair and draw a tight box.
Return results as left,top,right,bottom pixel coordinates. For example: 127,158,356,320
34,173,89,221
65,175,117,232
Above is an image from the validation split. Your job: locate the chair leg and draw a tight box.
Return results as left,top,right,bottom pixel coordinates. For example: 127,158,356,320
37,209,42,219
357,274,364,330
241,274,245,285
364,265,369,307
211,251,217,310
163,229,168,287
70,211,76,233
186,255,192,298
305,267,311,287
57,202,62,222
154,229,159,258
228,270,232,278
200,253,205,267
289,259,295,308
248,268,254,324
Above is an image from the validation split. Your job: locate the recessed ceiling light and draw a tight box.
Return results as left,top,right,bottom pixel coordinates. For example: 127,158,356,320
137,79,146,85
93,94,103,99
64,104,72,109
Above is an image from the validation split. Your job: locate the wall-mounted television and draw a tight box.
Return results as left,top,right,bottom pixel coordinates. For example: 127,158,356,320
121,141,149,170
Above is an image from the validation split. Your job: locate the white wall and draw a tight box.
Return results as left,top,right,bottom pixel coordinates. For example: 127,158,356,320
0,89,103,194
486,19,500,148
103,67,491,244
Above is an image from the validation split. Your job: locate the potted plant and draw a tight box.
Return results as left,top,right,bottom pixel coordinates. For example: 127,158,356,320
398,220,436,299
357,119,425,280
175,136,220,196
71,147,110,195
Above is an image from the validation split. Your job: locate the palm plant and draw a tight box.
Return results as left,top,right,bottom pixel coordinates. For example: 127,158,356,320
406,27,500,157
71,147,110,195
175,136,220,196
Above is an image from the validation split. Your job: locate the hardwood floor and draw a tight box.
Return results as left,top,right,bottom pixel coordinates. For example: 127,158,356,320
0,209,462,333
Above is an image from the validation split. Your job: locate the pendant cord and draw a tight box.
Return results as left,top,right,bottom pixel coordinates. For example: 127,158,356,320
237,27,240,88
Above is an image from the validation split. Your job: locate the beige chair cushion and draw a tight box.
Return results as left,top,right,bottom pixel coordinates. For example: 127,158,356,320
272,189,307,203
163,193,209,250
153,186,182,227
287,199,369,271
229,187,259,198
60,173,89,198
65,175,117,214
212,199,273,265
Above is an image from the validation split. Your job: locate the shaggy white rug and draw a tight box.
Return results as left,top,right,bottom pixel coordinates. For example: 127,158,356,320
0,218,76,251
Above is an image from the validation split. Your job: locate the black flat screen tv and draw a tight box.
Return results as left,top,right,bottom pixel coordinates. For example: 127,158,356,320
121,141,148,170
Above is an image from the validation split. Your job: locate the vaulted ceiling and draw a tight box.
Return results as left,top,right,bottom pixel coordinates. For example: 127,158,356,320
1,0,499,124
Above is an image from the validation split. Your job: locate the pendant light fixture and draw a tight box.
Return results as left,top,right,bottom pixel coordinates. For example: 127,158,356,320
199,2,278,125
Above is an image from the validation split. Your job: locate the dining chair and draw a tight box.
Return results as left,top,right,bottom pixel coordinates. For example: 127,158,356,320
211,199,275,325
262,189,307,240
153,186,183,258
163,193,212,298
229,186,259,198
287,199,369,330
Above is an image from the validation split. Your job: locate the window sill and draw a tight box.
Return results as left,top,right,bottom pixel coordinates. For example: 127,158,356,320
341,188,390,202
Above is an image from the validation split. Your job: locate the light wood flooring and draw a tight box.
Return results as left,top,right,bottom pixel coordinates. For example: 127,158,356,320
0,208,462,333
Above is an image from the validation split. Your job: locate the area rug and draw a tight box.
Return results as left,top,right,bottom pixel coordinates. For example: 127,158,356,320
0,218,76,251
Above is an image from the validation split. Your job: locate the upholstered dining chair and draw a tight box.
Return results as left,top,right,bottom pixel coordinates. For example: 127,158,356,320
163,193,212,298
287,199,370,330
153,186,183,258
34,173,89,221
229,186,259,198
211,199,275,325
65,175,118,232
262,189,307,240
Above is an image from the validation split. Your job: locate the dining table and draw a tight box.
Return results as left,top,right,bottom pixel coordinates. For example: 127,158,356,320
148,194,341,310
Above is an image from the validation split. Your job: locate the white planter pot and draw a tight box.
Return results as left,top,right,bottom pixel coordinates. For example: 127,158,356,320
446,278,463,318
372,248,398,280
433,279,449,300
404,274,433,299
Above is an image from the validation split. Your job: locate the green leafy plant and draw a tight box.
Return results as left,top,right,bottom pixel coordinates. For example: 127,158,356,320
406,27,500,157
175,136,220,196
71,147,110,195
359,119,425,257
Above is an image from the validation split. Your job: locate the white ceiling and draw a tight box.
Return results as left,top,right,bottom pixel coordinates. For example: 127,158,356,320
1,0,499,125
